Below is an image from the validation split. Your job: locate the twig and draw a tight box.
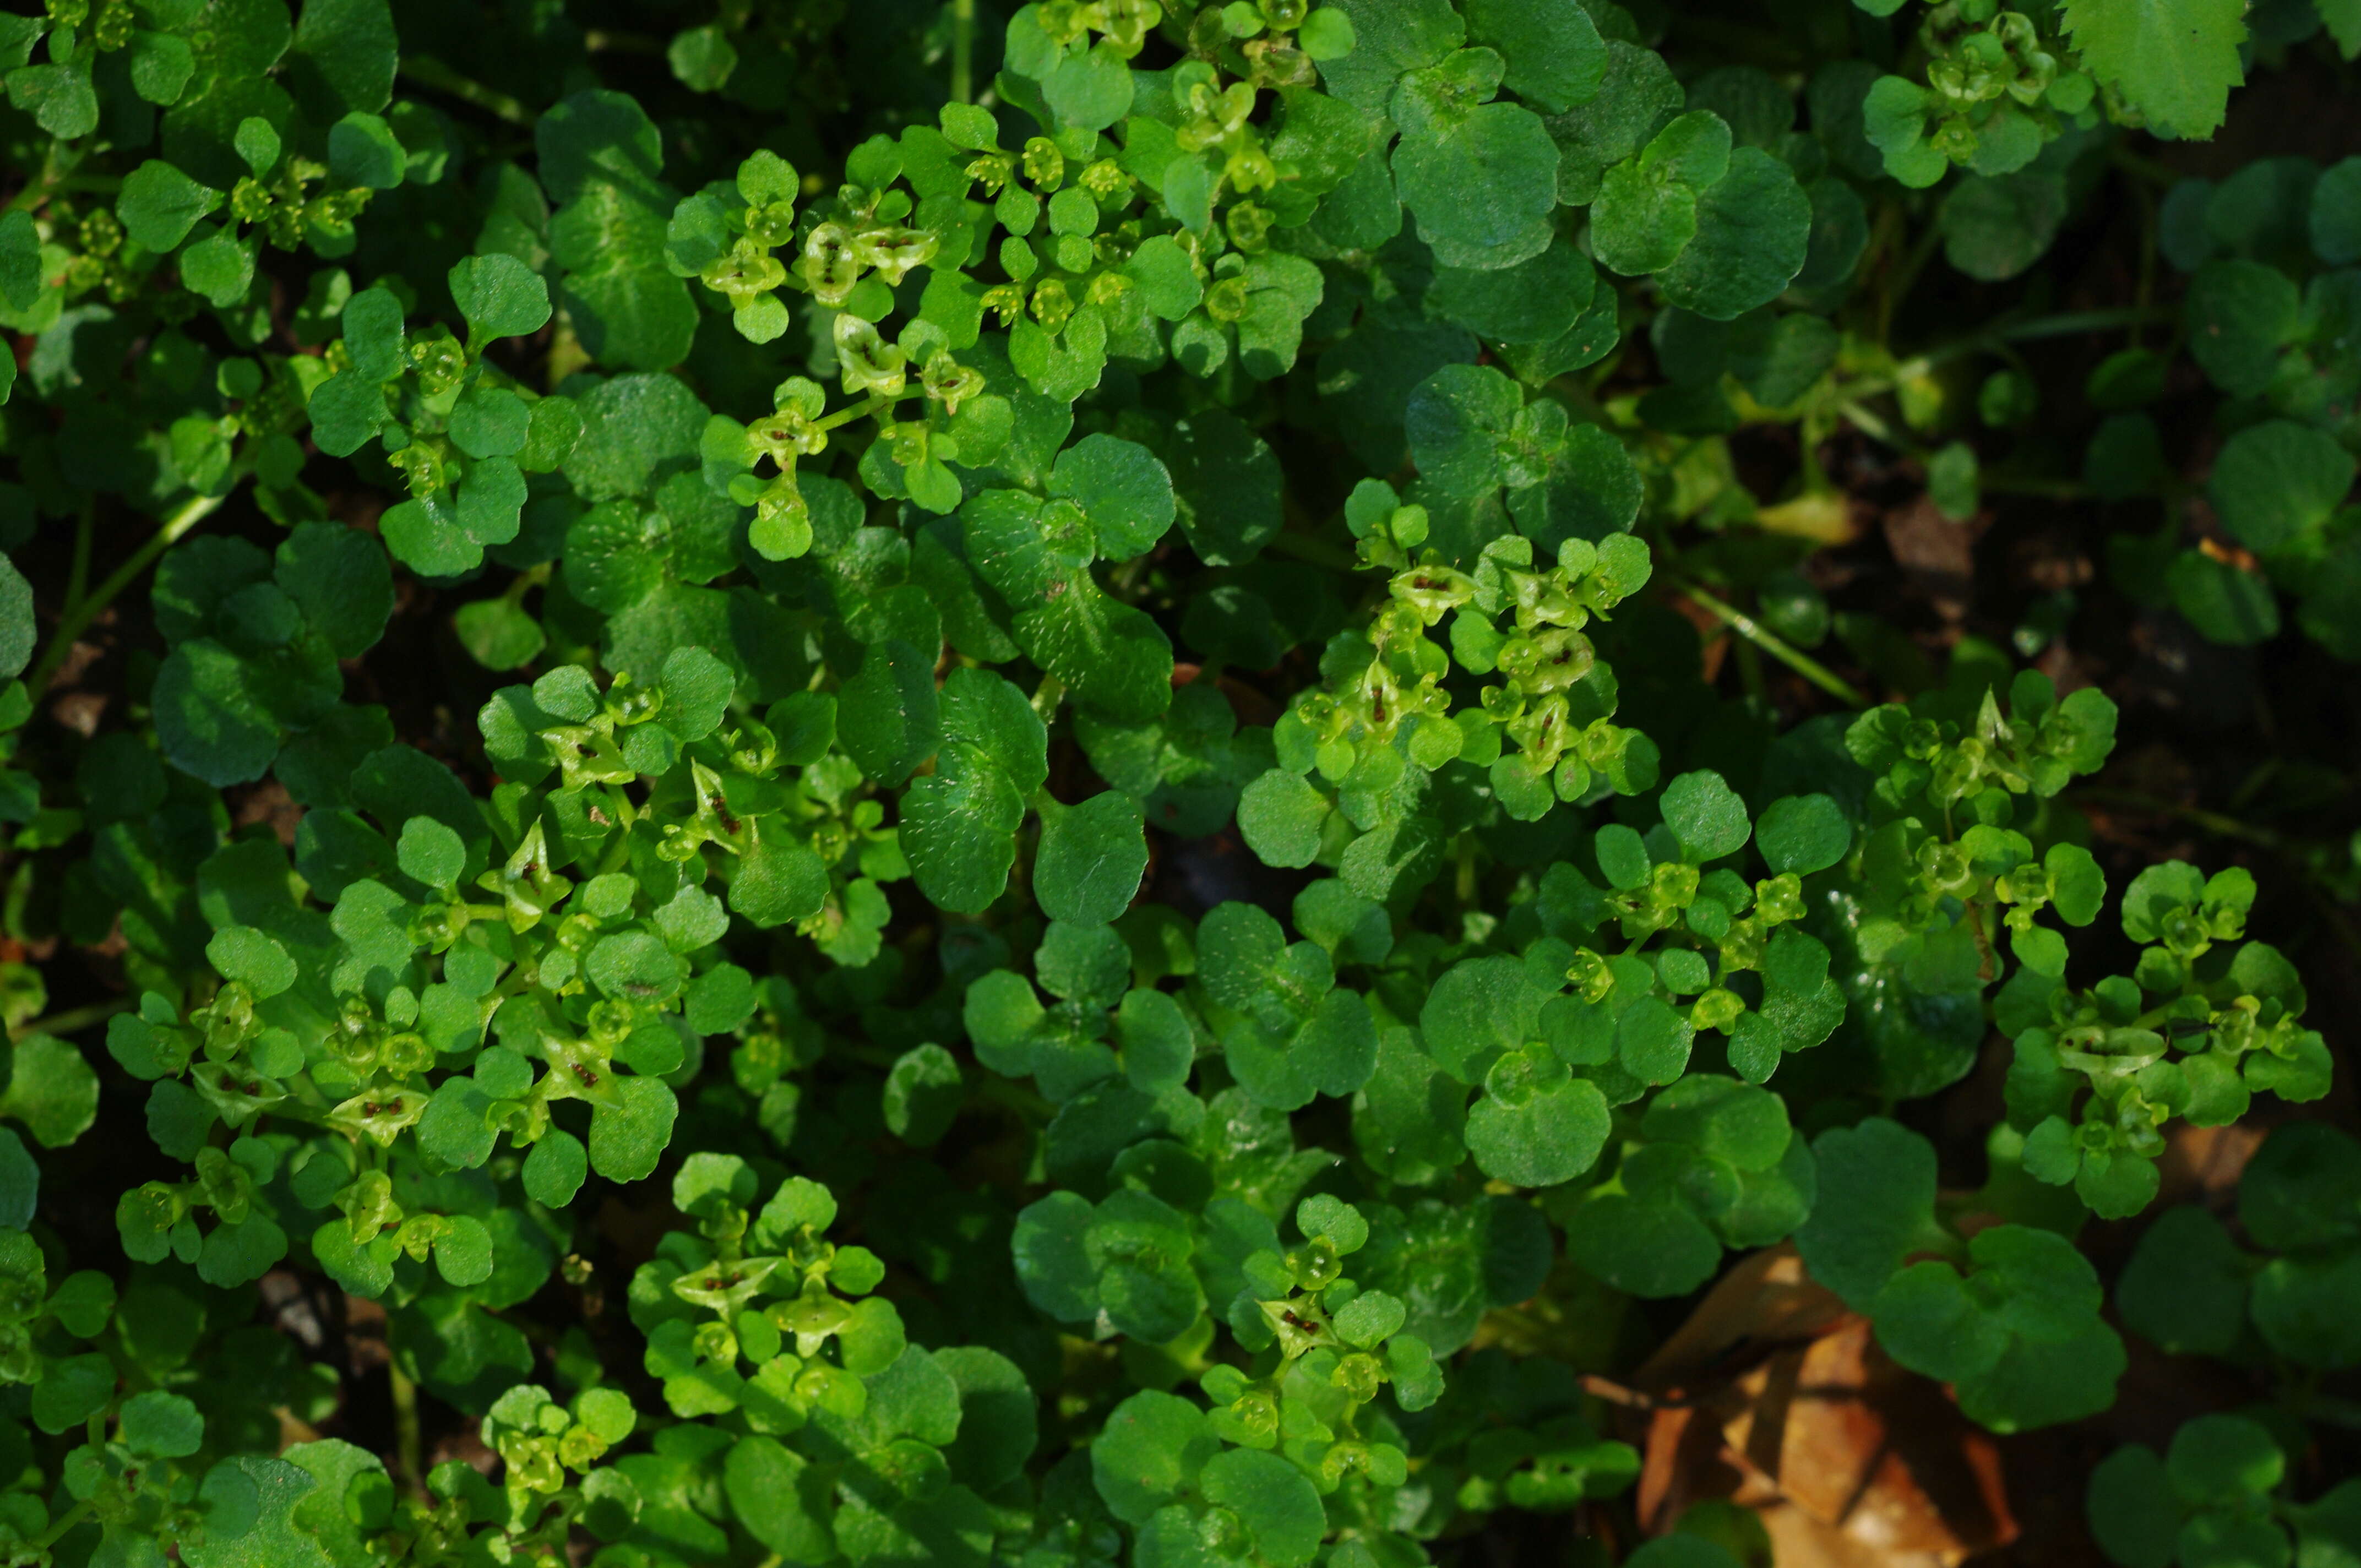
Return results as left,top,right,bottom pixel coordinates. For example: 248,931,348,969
1580,1374,1691,1409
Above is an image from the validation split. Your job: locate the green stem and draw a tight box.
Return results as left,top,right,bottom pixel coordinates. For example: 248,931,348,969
1108,552,1154,601
580,28,663,52
1673,579,1869,709
398,57,532,127
1842,306,2177,412
1991,305,2173,343
391,1362,423,1494
64,498,92,619
2072,789,2286,850
1838,399,1896,445
1980,475,2095,500
3,150,55,213
2285,1390,2361,1431
9,997,133,1043
504,562,552,606
813,393,896,433
1264,529,1359,573
2125,166,2159,347
2110,146,2182,188
1879,219,1944,346
26,486,237,697
951,0,977,106
2076,789,2361,963
1732,635,1768,706
31,1499,93,1550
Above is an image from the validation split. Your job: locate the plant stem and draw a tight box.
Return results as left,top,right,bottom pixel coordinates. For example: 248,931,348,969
2074,788,2286,850
26,486,237,697
950,0,976,105
2125,166,2159,347
398,57,532,127
1265,529,1359,573
814,393,895,433
2077,788,2361,963
1992,305,2173,343
1732,635,1768,706
580,28,663,52
2110,146,2182,187
31,1499,93,1550
391,1362,423,1493
9,996,132,1043
1838,399,1896,444
1879,220,1945,346
1981,475,2095,500
64,498,92,618
1673,579,1868,709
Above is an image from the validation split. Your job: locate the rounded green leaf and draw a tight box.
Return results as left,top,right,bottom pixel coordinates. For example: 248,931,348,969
1641,1074,1792,1170
1567,1190,1723,1297
726,1435,834,1561
587,1076,678,1182
1939,171,2068,282
205,927,296,999
1036,792,1146,925
522,1130,588,1208
1167,410,1283,567
1660,770,1751,862
433,1214,495,1287
1091,1389,1216,1526
1461,0,1606,113
2207,419,2355,554
731,826,828,928
585,932,686,1003
450,252,554,346
2251,1251,2361,1369
1047,433,1176,560
1656,147,1811,317
117,160,221,251
1428,238,1597,345
1237,770,1331,869
0,1130,35,1230
883,1043,965,1147
1391,100,1560,260
1466,1051,1609,1187
3,1035,101,1149
1754,793,1849,875
120,1389,205,1457
1793,1117,1940,1310
1199,1448,1326,1568
2089,1445,2178,1568
2168,1414,2286,1507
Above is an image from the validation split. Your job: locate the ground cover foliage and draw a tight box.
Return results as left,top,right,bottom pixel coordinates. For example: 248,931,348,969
0,0,2357,1564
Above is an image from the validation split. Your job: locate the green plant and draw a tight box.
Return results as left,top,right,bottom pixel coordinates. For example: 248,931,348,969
0,0,2356,1564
